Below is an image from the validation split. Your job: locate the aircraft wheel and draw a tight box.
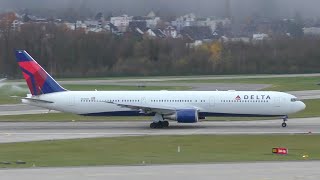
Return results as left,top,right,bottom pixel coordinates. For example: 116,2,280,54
163,121,169,128
150,122,157,129
157,121,164,129
282,122,287,128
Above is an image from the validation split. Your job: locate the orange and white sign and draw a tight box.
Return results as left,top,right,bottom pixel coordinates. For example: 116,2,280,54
272,148,288,155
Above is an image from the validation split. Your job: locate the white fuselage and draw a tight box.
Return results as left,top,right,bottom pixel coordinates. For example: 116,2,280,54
23,91,306,118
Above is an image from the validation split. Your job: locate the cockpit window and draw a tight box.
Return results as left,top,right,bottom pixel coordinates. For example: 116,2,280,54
291,98,299,102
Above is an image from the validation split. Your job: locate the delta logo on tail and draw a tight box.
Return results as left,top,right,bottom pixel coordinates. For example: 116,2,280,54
15,50,66,95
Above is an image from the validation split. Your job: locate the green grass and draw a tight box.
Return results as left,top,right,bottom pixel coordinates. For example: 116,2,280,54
172,76,320,91
0,134,319,168
8,75,320,91
0,99,318,122
291,99,320,118
0,85,28,104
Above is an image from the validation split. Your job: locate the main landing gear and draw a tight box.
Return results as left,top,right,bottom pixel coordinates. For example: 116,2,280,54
282,115,288,128
150,113,169,129
150,121,169,129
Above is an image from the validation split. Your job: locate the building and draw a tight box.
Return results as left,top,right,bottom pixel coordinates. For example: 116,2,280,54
104,23,121,35
64,21,87,31
163,26,178,38
110,15,133,32
181,26,215,41
146,29,166,38
196,17,231,32
172,13,196,31
146,17,160,29
11,19,23,31
253,33,269,41
303,27,320,36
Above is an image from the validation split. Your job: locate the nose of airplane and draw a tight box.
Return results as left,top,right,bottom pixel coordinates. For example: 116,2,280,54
300,101,306,111
292,101,306,113
297,101,306,112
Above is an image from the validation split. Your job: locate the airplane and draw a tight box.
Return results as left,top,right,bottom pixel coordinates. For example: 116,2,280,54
15,50,306,129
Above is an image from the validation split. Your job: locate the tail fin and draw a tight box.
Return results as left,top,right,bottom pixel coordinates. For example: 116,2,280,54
15,50,66,95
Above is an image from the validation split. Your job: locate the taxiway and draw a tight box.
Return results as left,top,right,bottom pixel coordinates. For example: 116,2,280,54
1,161,320,180
0,117,318,143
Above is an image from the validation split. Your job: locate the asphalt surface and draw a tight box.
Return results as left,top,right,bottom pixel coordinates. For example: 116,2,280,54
0,117,318,143
0,104,49,115
1,161,320,180
289,90,320,100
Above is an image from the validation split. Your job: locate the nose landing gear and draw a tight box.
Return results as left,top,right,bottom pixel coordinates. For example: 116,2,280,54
282,115,288,128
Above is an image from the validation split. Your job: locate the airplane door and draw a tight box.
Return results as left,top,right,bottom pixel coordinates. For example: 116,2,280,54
68,96,75,106
141,97,146,104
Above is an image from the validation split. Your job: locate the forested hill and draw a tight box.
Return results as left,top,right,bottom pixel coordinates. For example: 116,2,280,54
1,24,320,78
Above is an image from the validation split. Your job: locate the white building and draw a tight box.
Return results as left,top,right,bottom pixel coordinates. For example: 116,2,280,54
64,21,87,31
303,27,320,35
86,27,106,33
146,17,160,29
253,33,269,41
196,18,231,32
172,13,197,31
110,15,133,32
163,26,178,38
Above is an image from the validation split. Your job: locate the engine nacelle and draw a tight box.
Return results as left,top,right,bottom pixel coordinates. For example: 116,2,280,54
164,109,199,123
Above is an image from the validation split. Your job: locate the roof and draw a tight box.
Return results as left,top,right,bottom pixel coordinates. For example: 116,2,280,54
129,21,148,32
153,29,166,38
180,26,215,41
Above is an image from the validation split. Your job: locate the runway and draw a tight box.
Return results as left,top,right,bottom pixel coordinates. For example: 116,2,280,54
289,90,320,100
0,104,50,115
0,117,319,143
1,161,320,180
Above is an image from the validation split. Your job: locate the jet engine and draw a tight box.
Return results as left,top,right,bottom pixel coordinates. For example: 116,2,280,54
164,109,199,123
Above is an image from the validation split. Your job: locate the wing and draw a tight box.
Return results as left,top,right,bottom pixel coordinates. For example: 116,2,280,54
106,101,181,115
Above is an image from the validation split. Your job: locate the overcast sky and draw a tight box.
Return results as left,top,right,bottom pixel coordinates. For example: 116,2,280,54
1,0,320,19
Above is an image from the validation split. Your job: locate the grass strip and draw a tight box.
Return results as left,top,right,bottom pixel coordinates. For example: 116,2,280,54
0,134,318,168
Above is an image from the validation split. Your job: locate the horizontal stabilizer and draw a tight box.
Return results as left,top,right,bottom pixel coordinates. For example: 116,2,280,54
22,97,54,103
